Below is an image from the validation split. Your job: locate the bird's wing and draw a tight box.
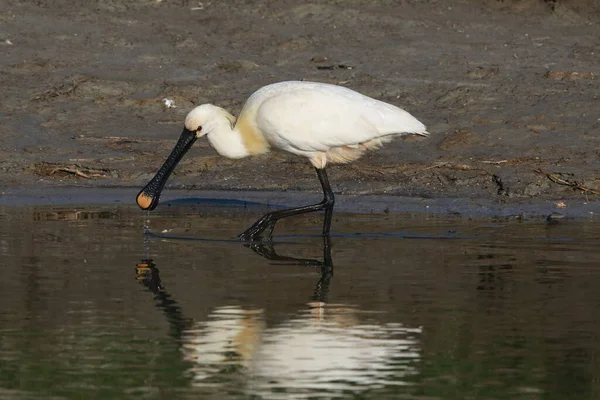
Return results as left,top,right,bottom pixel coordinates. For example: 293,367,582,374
256,89,384,153
361,99,428,136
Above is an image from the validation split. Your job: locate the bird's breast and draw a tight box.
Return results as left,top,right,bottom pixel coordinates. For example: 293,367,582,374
235,115,270,155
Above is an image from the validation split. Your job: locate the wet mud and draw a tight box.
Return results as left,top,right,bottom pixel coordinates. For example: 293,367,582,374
1,0,599,210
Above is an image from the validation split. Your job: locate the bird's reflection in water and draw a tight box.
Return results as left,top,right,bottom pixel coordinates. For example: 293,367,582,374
135,259,191,340
136,236,421,397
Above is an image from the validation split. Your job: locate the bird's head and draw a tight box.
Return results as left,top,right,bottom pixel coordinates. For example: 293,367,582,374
185,104,234,137
135,104,236,211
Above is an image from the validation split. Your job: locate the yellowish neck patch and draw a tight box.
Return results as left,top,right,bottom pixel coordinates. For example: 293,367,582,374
235,114,270,155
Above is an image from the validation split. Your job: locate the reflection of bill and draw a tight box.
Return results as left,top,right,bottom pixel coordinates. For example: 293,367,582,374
135,259,163,293
182,306,421,397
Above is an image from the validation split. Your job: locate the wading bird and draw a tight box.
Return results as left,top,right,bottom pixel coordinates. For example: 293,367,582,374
136,81,428,240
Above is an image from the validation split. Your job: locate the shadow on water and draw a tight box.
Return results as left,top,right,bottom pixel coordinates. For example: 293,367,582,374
0,202,600,399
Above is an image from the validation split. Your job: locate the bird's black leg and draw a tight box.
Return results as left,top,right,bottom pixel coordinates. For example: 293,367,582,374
238,167,335,240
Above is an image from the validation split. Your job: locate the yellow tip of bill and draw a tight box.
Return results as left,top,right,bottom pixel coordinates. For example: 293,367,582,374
136,192,154,210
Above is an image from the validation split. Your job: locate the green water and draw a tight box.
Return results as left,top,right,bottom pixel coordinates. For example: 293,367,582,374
0,202,599,399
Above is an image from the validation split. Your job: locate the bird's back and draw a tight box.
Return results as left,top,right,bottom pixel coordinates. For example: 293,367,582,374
236,81,427,165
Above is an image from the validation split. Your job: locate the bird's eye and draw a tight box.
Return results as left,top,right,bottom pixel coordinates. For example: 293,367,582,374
196,126,202,132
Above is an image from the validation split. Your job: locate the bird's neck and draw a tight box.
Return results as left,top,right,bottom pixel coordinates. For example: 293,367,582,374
205,112,251,159
205,111,270,159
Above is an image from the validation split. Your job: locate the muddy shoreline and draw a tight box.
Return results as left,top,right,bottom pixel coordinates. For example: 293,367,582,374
1,186,597,221
1,0,599,210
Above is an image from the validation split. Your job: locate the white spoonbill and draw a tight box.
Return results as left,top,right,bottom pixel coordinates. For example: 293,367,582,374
136,81,428,239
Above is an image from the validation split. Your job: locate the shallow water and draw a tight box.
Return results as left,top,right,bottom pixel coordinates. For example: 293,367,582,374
1,201,599,400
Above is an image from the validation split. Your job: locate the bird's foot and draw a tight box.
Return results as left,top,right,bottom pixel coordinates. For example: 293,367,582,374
237,218,276,242
237,230,260,241
237,227,273,242
244,242,277,259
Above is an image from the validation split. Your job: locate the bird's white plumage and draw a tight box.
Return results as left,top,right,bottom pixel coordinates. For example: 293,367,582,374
138,81,429,229
185,81,427,168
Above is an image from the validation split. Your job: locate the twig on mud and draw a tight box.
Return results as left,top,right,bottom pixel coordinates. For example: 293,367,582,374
32,76,87,101
545,71,595,81
534,169,600,196
481,160,508,164
41,163,109,179
316,64,353,70
50,166,104,179
423,162,451,170
423,162,476,171
74,135,175,144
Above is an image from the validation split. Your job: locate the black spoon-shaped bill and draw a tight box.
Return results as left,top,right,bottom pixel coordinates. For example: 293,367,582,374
136,128,198,210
